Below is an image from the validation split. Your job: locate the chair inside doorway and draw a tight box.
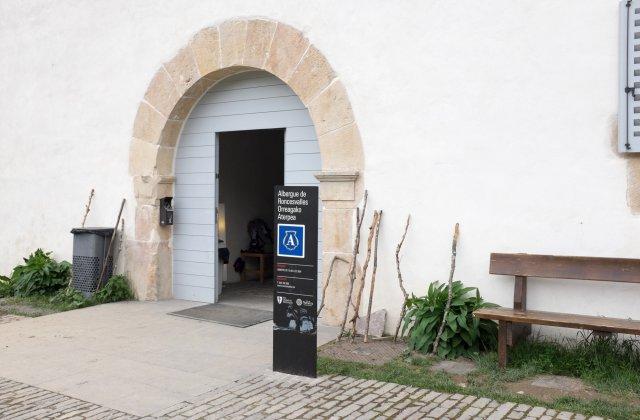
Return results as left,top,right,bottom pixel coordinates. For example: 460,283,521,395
217,128,284,312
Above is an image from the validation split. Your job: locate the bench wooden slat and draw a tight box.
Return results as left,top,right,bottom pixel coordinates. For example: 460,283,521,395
474,307,640,335
490,253,640,283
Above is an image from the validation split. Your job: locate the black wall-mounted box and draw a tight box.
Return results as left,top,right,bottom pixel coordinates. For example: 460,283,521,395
159,197,173,226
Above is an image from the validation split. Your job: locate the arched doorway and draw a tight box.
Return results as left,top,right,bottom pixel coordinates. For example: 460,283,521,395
128,19,364,324
173,70,322,302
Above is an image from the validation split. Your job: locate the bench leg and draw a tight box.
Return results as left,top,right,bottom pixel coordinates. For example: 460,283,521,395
510,276,531,346
498,320,509,369
509,324,532,347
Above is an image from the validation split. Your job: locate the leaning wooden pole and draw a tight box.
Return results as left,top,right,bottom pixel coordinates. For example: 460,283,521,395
113,218,125,273
348,210,379,340
95,199,126,292
393,214,411,342
363,211,382,342
338,190,368,340
81,188,95,228
431,223,460,355
318,255,349,316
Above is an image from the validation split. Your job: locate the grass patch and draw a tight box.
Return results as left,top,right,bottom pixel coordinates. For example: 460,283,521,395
505,335,640,395
319,335,640,420
0,295,73,316
0,275,136,318
319,355,459,394
319,356,639,419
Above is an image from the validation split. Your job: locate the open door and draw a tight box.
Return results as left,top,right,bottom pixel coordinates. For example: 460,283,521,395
172,71,321,304
173,132,218,303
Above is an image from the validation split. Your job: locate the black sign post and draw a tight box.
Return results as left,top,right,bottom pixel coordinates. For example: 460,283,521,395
273,185,318,377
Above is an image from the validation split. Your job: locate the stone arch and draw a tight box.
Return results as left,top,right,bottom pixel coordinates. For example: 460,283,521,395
128,18,364,323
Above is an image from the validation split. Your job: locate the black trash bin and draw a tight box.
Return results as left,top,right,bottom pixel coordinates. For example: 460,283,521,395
70,228,114,297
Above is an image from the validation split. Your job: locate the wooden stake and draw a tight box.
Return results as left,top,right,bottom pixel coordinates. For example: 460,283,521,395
393,214,411,342
432,223,460,356
113,218,125,273
318,255,349,316
363,210,382,342
81,189,95,228
338,190,368,340
348,210,380,340
95,199,126,292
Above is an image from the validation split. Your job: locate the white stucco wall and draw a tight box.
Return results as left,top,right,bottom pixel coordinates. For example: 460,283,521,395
0,1,636,333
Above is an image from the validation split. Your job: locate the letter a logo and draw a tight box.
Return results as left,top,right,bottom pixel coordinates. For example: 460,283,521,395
277,224,305,258
283,230,299,251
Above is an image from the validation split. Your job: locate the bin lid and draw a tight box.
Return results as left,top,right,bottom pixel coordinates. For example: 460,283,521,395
70,227,115,236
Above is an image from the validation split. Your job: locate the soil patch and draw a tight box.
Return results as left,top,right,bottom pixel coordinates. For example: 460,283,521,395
429,359,477,376
318,336,406,365
501,375,640,407
506,375,597,402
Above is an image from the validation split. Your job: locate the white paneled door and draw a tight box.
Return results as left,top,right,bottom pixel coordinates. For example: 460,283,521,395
173,132,217,302
172,71,322,303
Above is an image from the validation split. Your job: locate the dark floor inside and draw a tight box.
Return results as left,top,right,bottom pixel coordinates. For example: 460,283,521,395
219,281,273,312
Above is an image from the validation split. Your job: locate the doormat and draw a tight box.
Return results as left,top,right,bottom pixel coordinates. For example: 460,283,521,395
169,303,272,328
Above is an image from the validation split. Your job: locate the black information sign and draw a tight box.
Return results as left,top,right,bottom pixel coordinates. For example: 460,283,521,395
273,185,318,377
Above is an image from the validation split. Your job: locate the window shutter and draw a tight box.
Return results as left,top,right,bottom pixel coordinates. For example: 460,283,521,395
620,0,640,152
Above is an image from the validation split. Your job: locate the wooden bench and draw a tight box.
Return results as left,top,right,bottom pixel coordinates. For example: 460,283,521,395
474,253,640,368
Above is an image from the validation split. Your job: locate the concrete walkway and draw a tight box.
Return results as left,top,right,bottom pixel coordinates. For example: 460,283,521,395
0,299,336,416
0,299,595,419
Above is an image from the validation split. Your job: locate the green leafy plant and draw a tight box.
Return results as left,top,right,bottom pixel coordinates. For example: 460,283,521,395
402,281,498,358
49,288,91,310
0,275,13,298
11,249,71,297
93,275,134,304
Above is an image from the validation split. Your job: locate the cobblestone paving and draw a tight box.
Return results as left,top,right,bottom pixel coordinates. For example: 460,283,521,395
0,378,135,419
154,372,598,420
1,374,601,419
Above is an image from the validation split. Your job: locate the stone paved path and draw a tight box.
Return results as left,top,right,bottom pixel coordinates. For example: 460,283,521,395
154,372,598,420
0,377,134,419
1,374,600,419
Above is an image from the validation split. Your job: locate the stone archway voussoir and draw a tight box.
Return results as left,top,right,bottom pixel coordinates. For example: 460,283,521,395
189,26,221,77
132,102,168,145
129,138,175,178
220,19,248,68
308,80,355,137
143,68,181,118
318,123,364,172
243,19,277,68
163,47,201,97
263,22,310,82
287,45,336,105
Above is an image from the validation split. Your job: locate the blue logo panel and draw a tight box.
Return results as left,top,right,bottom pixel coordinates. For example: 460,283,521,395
277,224,305,258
